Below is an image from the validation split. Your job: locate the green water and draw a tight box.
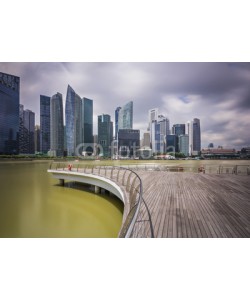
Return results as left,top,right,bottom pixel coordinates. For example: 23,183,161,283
0,162,124,238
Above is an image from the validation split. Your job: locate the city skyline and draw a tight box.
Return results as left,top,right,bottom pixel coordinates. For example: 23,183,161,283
0,62,250,149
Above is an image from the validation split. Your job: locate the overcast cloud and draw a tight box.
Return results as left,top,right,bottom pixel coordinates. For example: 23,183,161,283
1,62,250,149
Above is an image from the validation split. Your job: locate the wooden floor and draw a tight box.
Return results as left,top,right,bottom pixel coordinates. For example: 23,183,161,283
131,172,250,238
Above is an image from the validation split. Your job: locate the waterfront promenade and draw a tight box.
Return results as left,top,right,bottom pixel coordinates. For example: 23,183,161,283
49,164,250,238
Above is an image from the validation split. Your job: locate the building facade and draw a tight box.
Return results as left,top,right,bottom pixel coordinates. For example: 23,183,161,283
40,95,51,154
65,85,82,156
98,114,113,157
193,118,201,154
115,106,121,140
35,125,40,153
50,93,64,156
179,134,189,157
166,134,178,153
82,97,93,145
118,129,140,158
23,109,35,154
0,72,20,154
118,101,133,130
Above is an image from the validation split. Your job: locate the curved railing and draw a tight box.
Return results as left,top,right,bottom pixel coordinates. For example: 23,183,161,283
49,162,154,238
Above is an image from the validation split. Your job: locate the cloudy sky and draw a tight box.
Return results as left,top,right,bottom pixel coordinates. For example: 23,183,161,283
0,62,250,149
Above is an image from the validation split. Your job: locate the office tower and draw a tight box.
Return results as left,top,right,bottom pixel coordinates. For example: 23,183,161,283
142,132,150,147
0,72,20,154
35,125,40,153
82,97,93,144
166,134,178,153
115,106,121,139
148,108,159,130
65,85,82,156
172,124,185,136
208,143,214,148
118,101,133,130
50,93,64,156
172,124,185,152
19,104,27,153
23,109,35,154
40,95,51,154
185,120,193,156
118,129,140,158
193,118,201,154
98,114,113,157
179,134,189,156
150,114,170,153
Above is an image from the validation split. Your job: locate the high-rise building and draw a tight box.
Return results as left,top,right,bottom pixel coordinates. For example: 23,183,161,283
185,118,201,156
65,85,82,156
166,134,178,153
40,95,51,154
142,132,150,148
193,118,201,154
35,125,40,153
0,72,20,154
172,124,185,152
19,104,27,154
115,106,121,139
179,134,189,157
118,101,133,130
150,114,170,153
185,120,193,156
23,109,35,154
98,114,113,157
118,129,140,158
82,97,93,145
148,108,159,131
50,92,64,156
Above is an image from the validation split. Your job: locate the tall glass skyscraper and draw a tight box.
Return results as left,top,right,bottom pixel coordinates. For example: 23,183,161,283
0,72,20,154
98,114,113,157
82,97,93,144
115,106,121,139
118,101,133,130
40,95,51,154
23,109,35,154
50,93,64,156
65,85,82,156
193,118,201,153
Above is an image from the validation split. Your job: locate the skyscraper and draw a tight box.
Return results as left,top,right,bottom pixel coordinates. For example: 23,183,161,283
0,72,20,154
118,129,140,158
150,114,170,153
98,114,113,157
172,124,185,152
82,97,93,144
35,125,40,153
50,92,64,156
148,108,159,131
115,106,121,139
179,134,189,156
23,109,35,154
65,85,82,156
193,118,201,154
186,120,193,156
118,101,133,130
40,95,51,154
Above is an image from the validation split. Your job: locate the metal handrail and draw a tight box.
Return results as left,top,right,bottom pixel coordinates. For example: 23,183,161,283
49,162,154,238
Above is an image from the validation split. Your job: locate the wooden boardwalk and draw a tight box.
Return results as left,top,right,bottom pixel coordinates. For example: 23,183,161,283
132,172,250,238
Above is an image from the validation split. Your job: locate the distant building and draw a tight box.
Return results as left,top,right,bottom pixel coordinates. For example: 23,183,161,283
150,114,170,153
40,95,51,154
148,108,159,131
208,143,214,148
0,72,20,154
179,134,189,156
142,132,150,148
23,109,35,154
115,106,121,139
118,101,133,130
98,114,113,157
82,97,93,144
193,118,201,154
166,134,178,153
50,92,64,156
118,129,140,158
172,124,185,152
65,85,82,156
35,125,40,153
201,148,238,159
